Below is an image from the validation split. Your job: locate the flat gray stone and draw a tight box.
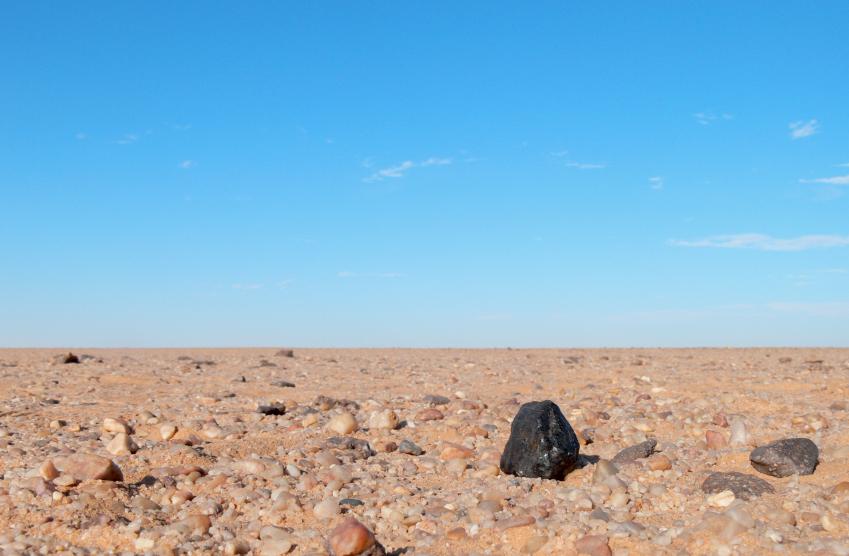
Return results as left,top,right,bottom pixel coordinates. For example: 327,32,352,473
750,438,819,477
702,471,775,500
611,439,657,466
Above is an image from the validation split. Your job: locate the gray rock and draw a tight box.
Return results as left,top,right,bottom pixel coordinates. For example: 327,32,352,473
499,400,580,480
611,439,657,466
701,471,775,500
257,403,286,416
398,439,423,456
750,438,819,477
423,394,451,406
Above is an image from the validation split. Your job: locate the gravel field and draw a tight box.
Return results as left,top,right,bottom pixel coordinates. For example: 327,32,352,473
1,348,848,555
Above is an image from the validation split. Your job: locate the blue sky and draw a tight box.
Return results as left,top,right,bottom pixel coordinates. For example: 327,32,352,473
2,2,848,347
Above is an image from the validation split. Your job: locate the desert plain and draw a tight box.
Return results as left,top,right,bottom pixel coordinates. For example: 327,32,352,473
0,348,848,555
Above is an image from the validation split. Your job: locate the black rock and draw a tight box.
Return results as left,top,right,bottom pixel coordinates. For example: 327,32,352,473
275,349,295,358
56,352,79,364
702,471,775,500
398,439,423,456
499,400,580,480
339,498,364,507
611,439,657,466
750,438,819,477
257,403,286,416
272,380,296,388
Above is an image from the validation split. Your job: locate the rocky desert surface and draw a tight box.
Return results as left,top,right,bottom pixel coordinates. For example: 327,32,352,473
1,348,848,555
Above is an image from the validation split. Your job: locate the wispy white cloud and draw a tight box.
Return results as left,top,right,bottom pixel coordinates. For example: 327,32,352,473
669,233,849,252
566,161,606,170
649,176,664,190
363,157,451,182
789,119,819,139
550,150,605,170
693,112,733,125
838,162,849,168
172,123,192,131
179,160,196,169
116,133,139,145
421,157,452,167
337,271,405,279
800,174,849,185
75,132,87,140
277,279,295,288
232,283,263,290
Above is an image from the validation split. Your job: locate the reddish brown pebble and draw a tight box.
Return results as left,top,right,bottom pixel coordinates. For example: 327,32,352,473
648,454,672,471
705,430,728,450
446,527,467,540
440,442,474,460
416,408,445,421
832,481,849,495
327,517,383,556
51,454,123,482
575,534,612,556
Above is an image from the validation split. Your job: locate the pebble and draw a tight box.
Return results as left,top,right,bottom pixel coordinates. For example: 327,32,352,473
326,517,384,555
257,402,286,416
647,453,672,471
706,489,736,508
102,417,131,434
701,471,774,500
159,423,177,440
367,409,398,430
416,408,444,421
729,418,748,445
575,534,612,556
440,442,474,460
50,454,123,482
750,437,819,477
398,439,423,455
106,432,138,455
705,430,728,450
423,394,451,405
327,413,359,435
611,438,657,465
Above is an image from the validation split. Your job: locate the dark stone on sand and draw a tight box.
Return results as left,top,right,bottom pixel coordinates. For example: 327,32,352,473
398,439,423,456
275,349,295,358
702,471,775,500
257,403,286,416
750,438,819,477
499,400,580,480
611,439,657,466
56,352,79,364
423,394,451,406
272,380,296,388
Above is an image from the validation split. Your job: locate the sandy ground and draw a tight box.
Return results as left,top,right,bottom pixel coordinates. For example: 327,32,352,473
0,348,848,555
